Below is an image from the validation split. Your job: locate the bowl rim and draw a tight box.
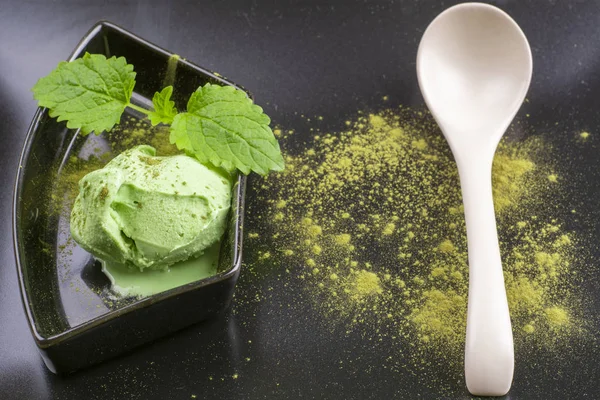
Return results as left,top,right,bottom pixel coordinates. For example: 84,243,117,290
12,20,246,348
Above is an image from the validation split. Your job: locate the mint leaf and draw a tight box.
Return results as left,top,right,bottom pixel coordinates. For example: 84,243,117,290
149,86,177,126
33,54,284,176
32,53,135,135
170,83,284,175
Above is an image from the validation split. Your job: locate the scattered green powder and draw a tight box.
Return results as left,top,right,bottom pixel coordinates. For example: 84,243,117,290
138,155,162,166
276,200,287,208
98,186,109,201
545,306,569,327
382,223,396,235
491,152,534,212
351,270,383,297
437,240,455,253
335,234,352,245
580,131,590,140
249,107,588,368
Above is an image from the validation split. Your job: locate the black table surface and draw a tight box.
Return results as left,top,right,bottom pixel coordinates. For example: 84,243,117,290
2,1,600,399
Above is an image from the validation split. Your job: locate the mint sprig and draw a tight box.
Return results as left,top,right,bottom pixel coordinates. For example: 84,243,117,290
32,53,284,176
32,53,136,135
171,84,284,175
149,86,177,126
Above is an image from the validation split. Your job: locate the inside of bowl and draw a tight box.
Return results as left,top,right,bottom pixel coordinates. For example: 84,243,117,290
15,23,243,339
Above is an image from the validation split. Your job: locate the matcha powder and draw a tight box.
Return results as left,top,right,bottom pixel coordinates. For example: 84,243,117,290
246,107,590,379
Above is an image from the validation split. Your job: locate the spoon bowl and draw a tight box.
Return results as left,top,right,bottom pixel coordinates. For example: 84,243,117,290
418,3,532,160
417,3,532,396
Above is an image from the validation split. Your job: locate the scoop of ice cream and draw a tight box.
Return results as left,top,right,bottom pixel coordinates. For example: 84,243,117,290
70,145,232,271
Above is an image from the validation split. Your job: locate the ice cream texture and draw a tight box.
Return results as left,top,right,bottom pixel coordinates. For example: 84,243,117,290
70,145,232,271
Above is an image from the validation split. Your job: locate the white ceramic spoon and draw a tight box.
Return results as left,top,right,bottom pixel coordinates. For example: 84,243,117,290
416,3,532,396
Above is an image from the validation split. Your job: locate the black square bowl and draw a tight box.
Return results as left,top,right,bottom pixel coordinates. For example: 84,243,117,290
12,21,246,374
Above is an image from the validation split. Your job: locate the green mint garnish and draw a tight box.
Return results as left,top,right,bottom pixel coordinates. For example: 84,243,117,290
32,53,135,135
31,53,283,176
170,84,284,175
149,86,177,126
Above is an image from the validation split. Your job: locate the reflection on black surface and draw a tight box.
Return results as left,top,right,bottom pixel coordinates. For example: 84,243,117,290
0,357,50,400
80,259,111,290
47,310,243,399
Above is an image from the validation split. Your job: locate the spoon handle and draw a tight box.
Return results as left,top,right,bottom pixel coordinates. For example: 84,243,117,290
458,156,514,397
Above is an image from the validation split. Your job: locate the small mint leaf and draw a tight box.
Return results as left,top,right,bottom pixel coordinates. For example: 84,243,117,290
170,83,284,175
149,86,177,126
32,53,136,135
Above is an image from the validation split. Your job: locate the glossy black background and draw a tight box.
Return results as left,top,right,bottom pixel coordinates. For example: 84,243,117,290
1,1,600,399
